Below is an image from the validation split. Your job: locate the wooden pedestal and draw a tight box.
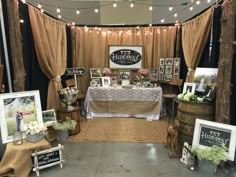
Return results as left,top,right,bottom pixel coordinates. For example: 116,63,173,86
57,106,81,135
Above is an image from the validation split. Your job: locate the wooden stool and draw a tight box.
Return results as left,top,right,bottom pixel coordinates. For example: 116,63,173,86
57,106,81,135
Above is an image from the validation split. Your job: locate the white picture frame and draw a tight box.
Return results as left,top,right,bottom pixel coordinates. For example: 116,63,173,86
192,119,236,161
183,82,196,94
101,77,110,87
42,109,57,126
109,45,143,69
0,90,43,144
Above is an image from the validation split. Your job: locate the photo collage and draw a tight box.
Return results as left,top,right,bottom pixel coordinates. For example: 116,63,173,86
159,58,180,82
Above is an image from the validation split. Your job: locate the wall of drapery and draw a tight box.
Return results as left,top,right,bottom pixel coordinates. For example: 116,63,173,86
1,0,235,124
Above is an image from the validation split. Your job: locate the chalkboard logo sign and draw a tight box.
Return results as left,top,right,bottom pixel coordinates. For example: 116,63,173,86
32,144,65,176
109,45,143,69
66,68,85,76
192,119,236,161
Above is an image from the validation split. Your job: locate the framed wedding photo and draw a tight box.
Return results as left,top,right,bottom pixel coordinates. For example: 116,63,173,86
42,109,57,126
101,77,111,87
0,90,43,144
119,70,131,80
149,68,158,81
90,68,102,78
183,82,196,94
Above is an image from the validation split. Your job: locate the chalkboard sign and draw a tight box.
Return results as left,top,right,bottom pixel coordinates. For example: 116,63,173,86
66,68,85,76
192,119,236,161
32,144,65,176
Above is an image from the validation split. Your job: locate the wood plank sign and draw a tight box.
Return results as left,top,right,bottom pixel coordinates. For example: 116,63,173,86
31,144,65,176
192,119,236,161
109,45,143,69
66,68,85,76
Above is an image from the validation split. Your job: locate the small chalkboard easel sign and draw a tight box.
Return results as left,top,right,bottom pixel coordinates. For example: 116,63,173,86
31,144,65,176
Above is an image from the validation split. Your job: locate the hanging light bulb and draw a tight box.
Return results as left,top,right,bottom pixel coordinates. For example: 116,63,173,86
113,2,117,8
130,3,134,8
207,0,211,3
196,0,200,5
40,9,44,13
149,23,152,27
37,3,42,9
169,6,173,11
20,19,24,23
58,15,62,19
95,8,99,13
189,6,193,11
57,7,61,13
174,13,178,17
149,6,153,11
21,0,26,3
161,18,165,23
76,9,80,14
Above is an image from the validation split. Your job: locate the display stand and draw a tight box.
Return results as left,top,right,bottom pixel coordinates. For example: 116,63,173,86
57,106,81,135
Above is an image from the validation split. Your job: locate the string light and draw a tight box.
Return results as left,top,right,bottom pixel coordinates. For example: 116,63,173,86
95,8,99,13
20,19,24,23
130,3,134,8
149,6,153,11
196,0,200,5
21,0,26,3
58,15,61,19
207,0,211,3
169,6,173,11
37,3,42,9
56,7,61,13
161,18,165,23
76,9,80,15
174,13,178,17
190,6,193,10
40,9,44,13
113,2,117,8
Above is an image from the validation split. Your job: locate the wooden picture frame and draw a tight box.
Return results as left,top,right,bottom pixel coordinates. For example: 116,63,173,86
149,68,158,81
192,119,236,161
101,77,111,87
0,90,43,144
109,45,143,69
183,82,196,94
90,68,102,78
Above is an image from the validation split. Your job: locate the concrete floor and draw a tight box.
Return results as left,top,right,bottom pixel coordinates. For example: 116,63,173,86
29,142,235,177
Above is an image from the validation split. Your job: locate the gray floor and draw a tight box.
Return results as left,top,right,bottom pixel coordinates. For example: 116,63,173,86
29,142,235,177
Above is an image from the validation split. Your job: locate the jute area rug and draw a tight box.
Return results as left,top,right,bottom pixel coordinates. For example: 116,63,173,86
67,117,168,144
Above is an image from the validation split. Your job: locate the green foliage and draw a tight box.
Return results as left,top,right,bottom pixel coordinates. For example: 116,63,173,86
52,117,77,131
191,145,227,165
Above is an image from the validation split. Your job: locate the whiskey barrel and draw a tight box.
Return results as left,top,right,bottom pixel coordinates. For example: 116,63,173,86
177,100,215,152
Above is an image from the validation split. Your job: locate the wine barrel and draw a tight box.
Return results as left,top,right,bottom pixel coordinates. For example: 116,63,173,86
177,100,215,152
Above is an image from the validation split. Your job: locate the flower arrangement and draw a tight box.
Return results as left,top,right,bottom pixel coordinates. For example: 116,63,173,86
103,68,112,76
177,92,204,102
24,121,47,135
191,145,227,165
58,87,79,96
138,68,148,75
52,117,77,131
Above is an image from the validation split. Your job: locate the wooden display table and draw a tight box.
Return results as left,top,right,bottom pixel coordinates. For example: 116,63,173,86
0,139,51,177
57,106,81,135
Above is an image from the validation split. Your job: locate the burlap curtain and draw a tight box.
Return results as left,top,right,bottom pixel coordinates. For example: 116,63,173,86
6,0,25,91
71,26,176,93
182,7,214,82
28,6,67,109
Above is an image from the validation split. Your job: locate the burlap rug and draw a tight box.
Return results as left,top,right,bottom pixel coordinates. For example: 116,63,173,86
67,117,168,144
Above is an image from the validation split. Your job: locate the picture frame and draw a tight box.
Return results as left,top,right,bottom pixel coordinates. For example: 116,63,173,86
0,90,43,144
159,73,163,80
164,74,172,81
192,119,236,161
42,109,57,126
183,82,196,94
165,66,172,75
101,77,111,87
174,58,180,66
159,66,164,73
149,68,158,81
90,78,101,87
109,45,143,69
118,70,131,80
90,68,102,78
160,58,165,65
165,58,173,65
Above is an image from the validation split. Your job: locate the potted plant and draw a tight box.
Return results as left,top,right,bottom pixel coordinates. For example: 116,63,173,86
191,145,227,174
52,117,77,142
24,121,47,143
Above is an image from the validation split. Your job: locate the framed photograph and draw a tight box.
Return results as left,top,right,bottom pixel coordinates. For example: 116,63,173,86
159,66,164,73
42,109,56,126
101,77,111,87
159,73,163,80
109,45,143,69
90,68,102,78
193,67,218,93
90,78,101,87
118,70,131,80
160,58,165,65
0,90,43,144
173,74,179,79
165,66,172,75
165,58,173,65
174,58,180,66
192,119,236,161
149,68,158,81
183,82,196,94
164,74,172,81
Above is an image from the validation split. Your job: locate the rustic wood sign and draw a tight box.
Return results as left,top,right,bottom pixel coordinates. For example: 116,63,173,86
192,119,236,161
31,144,65,176
66,68,85,76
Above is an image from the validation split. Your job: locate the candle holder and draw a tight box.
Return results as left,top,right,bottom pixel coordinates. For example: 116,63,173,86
13,132,23,145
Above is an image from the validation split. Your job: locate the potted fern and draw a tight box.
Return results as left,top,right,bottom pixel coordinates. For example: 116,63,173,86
52,117,77,142
191,145,227,174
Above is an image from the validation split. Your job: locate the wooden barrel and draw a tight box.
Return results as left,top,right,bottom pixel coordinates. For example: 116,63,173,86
177,100,215,152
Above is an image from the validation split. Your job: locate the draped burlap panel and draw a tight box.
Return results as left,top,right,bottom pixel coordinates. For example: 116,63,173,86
71,26,177,93
6,0,25,91
28,6,67,109
182,7,214,82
